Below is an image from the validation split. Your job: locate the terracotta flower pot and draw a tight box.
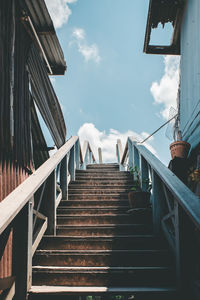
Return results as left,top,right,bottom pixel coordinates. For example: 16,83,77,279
128,191,151,209
170,141,190,159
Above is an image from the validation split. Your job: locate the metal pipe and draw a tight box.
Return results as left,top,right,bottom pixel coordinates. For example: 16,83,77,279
22,16,53,75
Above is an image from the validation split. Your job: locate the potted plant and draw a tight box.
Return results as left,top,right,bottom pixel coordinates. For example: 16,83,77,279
169,130,190,159
128,166,152,209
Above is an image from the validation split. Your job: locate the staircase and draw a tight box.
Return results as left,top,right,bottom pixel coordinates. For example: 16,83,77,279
29,164,177,300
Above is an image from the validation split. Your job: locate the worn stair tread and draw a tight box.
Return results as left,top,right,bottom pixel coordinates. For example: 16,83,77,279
57,214,134,217
30,286,177,293
69,185,133,188
36,249,168,254
56,224,148,228
43,234,157,239
57,207,129,211
33,266,171,272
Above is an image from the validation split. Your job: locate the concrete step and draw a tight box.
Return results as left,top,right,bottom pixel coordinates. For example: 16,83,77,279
56,213,152,225
59,200,129,207
56,224,152,236
29,286,177,300
33,249,171,267
39,235,167,251
68,194,129,200
32,266,175,287
57,207,129,215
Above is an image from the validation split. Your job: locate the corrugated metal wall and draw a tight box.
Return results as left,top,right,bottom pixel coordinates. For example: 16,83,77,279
180,0,200,149
0,0,31,285
0,162,28,282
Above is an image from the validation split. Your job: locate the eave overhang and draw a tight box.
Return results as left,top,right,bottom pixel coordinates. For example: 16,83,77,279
20,0,67,75
144,0,186,55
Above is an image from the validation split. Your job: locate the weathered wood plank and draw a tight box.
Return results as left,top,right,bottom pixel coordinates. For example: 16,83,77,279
152,171,165,236
60,155,68,200
43,170,56,235
12,199,33,298
2,282,15,300
98,148,103,164
32,218,47,256
69,146,75,181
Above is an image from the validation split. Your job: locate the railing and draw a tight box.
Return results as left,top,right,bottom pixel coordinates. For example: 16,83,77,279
0,136,95,299
117,136,200,291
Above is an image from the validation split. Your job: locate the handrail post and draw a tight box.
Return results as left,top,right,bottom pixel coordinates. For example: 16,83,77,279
133,144,140,171
89,150,92,164
98,148,102,164
174,201,193,293
117,139,124,171
75,141,80,170
128,139,133,169
43,170,56,235
152,170,164,236
69,145,75,180
13,198,33,299
60,155,68,200
140,156,149,191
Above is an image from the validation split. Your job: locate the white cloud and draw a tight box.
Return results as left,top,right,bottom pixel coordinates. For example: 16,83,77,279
150,56,180,119
71,28,101,63
45,0,77,29
78,123,156,163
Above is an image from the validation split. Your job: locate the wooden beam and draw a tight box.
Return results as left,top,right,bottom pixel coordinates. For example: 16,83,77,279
152,171,165,236
60,155,68,200
98,148,103,164
55,192,62,209
12,199,33,298
43,170,56,235
32,218,47,256
140,156,149,191
69,146,75,181
2,282,15,300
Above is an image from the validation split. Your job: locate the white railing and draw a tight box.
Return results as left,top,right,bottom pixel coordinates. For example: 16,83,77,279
117,136,200,291
0,136,95,299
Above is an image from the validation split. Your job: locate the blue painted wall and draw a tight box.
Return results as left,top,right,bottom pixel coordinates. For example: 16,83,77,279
180,0,200,150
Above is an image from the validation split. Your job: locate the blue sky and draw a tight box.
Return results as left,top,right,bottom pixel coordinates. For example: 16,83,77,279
44,0,180,165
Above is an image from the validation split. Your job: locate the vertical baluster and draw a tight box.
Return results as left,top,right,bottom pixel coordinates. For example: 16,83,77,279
140,156,149,191
69,145,75,180
98,147,103,164
75,141,80,170
89,150,92,164
13,198,33,299
133,145,139,178
128,139,133,169
152,171,165,236
60,155,68,200
43,170,56,235
174,201,193,294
